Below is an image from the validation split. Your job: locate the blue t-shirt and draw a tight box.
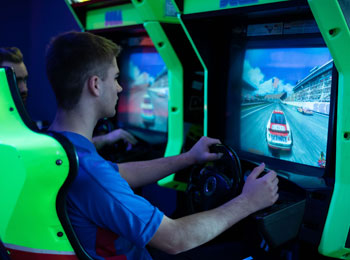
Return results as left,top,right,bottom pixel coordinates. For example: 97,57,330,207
60,131,164,260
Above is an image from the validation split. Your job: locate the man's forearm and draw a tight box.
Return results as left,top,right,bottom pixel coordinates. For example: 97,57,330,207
149,162,279,255
118,152,195,188
149,194,255,254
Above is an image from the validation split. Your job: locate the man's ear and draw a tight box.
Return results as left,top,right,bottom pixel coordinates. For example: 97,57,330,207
87,75,100,97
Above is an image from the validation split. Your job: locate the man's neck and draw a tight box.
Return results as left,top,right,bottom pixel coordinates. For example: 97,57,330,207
49,108,97,142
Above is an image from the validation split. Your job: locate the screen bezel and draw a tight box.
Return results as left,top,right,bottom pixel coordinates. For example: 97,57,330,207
224,34,337,178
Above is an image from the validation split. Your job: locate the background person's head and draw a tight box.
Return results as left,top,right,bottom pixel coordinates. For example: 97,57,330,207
0,47,28,103
45,31,122,111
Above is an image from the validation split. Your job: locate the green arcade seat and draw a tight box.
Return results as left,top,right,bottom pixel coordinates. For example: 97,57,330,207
0,66,92,259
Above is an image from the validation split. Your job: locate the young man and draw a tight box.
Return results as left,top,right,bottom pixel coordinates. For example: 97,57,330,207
46,31,279,260
0,46,137,147
0,47,28,103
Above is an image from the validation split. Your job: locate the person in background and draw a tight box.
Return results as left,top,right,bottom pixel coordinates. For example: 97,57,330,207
0,47,28,103
0,46,137,149
46,31,279,260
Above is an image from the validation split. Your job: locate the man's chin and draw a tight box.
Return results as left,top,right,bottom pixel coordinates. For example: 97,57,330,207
107,110,116,118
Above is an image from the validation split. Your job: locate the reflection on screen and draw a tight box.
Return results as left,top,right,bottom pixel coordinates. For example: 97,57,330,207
117,50,169,135
240,47,332,168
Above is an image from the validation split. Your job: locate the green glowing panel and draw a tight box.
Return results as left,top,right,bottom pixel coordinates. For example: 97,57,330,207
308,0,350,259
143,22,186,190
0,68,74,252
0,145,26,239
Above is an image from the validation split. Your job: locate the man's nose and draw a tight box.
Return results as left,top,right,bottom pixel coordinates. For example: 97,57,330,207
117,84,123,93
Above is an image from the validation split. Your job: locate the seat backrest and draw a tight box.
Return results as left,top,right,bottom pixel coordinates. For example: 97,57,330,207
0,67,92,259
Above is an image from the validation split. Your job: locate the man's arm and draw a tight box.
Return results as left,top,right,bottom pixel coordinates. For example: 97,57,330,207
148,163,279,254
118,137,221,188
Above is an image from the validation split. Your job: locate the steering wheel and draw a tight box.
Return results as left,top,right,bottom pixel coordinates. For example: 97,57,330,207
186,143,243,213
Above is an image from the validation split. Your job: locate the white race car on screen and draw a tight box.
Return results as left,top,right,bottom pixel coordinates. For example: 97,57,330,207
266,110,292,151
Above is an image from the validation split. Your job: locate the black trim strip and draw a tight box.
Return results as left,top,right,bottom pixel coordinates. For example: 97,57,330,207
46,131,94,260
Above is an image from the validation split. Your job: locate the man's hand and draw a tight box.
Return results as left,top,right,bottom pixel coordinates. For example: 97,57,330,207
105,129,138,146
93,129,137,150
241,163,279,213
186,136,222,165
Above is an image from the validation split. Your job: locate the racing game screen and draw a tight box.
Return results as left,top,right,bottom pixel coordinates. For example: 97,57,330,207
117,49,169,142
240,47,333,168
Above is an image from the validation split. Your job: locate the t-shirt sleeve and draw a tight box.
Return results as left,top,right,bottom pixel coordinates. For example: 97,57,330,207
69,155,164,248
107,161,119,171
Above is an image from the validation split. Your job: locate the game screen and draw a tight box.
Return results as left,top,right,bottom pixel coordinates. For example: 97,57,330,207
239,47,333,168
117,48,169,142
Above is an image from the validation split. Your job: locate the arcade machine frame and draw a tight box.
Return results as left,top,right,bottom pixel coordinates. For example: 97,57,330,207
169,0,350,259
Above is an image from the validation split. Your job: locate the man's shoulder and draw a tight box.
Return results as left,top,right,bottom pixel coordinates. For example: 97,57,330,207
52,131,123,185
57,131,96,151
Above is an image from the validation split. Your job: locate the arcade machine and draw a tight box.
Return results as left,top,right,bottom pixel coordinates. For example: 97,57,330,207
167,0,350,259
2,0,349,259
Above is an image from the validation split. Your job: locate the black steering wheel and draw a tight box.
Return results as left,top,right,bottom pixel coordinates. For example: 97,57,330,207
186,143,244,213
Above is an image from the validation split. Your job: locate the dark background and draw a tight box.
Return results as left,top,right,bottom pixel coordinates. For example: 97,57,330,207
0,0,80,123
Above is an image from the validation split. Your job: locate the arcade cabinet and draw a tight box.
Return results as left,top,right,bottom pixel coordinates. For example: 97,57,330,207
168,0,350,259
